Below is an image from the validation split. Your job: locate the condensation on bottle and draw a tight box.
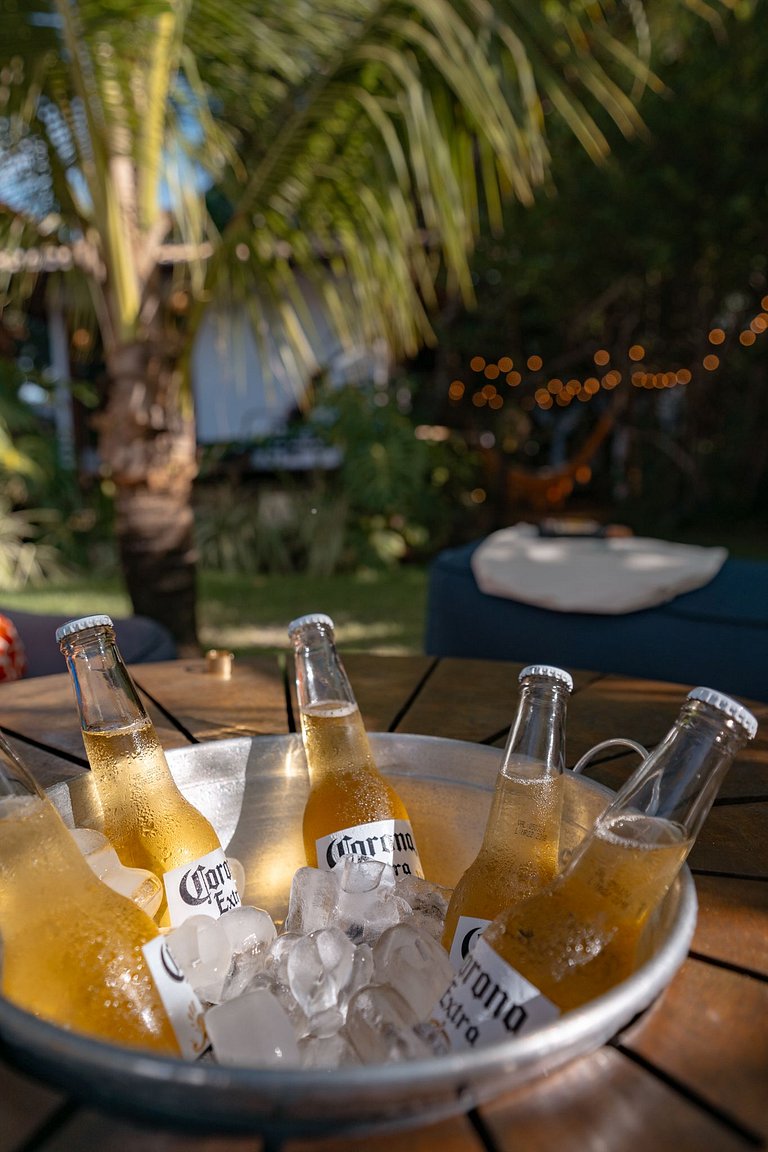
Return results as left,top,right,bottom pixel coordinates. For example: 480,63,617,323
431,686,758,1053
56,615,240,927
0,729,206,1057
288,612,424,879
442,664,573,969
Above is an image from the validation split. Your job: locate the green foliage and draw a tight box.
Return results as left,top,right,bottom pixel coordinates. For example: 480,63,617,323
1,0,676,383
429,0,768,529
0,360,116,585
193,380,481,576
194,475,349,577
314,381,479,568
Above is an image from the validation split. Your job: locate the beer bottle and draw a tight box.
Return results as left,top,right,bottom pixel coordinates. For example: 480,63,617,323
288,613,424,877
432,686,757,1051
442,664,573,968
57,615,240,927
0,730,206,1056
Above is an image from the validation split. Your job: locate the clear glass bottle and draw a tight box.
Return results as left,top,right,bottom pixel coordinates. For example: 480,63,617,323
0,729,206,1056
432,686,758,1052
442,665,573,968
289,613,424,877
57,615,240,927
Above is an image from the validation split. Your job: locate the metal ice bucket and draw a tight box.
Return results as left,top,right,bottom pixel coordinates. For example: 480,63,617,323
0,734,697,1139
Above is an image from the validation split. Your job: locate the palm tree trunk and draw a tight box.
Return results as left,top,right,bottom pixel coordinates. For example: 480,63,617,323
97,337,200,654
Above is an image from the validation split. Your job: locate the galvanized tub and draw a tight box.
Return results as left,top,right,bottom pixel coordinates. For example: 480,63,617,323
0,734,697,1138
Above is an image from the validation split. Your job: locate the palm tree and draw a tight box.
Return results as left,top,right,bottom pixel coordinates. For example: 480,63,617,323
0,0,696,650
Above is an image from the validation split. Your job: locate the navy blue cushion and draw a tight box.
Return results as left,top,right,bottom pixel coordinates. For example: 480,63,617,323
0,608,177,679
425,540,768,703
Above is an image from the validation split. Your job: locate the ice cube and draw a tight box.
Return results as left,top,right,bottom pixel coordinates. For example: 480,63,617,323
284,867,338,936
298,1030,360,1069
395,874,451,940
340,856,395,895
217,905,277,1000
206,988,300,1067
336,858,412,944
165,914,233,1004
71,827,163,918
264,932,303,984
372,923,455,1022
343,984,433,1064
286,927,355,1021
341,942,374,1008
285,860,409,945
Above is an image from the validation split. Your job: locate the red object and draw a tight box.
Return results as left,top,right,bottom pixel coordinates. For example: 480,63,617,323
0,614,27,681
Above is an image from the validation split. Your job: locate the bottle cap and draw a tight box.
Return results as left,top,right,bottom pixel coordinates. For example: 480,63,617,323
687,687,758,739
287,613,335,638
55,615,114,644
519,665,574,692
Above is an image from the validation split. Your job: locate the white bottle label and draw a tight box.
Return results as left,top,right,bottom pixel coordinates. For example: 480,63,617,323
315,818,424,878
164,847,241,927
142,936,208,1059
448,915,491,970
430,936,560,1051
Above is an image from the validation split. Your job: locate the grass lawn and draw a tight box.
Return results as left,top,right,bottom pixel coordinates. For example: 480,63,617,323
0,566,431,657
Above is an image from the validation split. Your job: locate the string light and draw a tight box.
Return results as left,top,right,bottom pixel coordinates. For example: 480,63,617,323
448,296,767,413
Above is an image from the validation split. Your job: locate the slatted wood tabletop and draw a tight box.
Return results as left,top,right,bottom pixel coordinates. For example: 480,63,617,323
1,654,766,1152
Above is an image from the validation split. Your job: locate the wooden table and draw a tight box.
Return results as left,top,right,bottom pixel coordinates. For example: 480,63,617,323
1,654,766,1152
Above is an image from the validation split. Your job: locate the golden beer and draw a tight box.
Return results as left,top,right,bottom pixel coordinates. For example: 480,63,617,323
0,793,181,1053
289,613,423,876
57,616,239,927
482,813,691,1010
441,768,563,957
442,665,572,965
82,717,221,923
300,702,413,867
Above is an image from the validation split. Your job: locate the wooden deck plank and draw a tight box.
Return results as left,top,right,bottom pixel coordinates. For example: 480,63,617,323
0,669,187,758
392,657,529,742
0,1060,67,1152
34,1108,264,1152
131,656,289,741
319,652,435,735
478,1046,753,1152
688,802,768,878
692,875,768,977
619,958,768,1141
567,675,689,761
285,1113,484,1152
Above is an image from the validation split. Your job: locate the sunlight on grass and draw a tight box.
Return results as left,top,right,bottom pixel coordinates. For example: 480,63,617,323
200,618,419,656
0,567,430,657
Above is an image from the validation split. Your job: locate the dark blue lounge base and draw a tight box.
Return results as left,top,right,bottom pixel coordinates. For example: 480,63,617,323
425,539,768,704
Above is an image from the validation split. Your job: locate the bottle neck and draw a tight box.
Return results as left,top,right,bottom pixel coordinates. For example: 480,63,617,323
500,680,569,779
600,697,752,841
59,626,147,732
291,622,356,712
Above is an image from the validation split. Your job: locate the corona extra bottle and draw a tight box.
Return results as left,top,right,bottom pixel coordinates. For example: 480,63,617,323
0,730,205,1056
442,665,573,968
289,613,424,877
57,615,240,927
431,687,757,1052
